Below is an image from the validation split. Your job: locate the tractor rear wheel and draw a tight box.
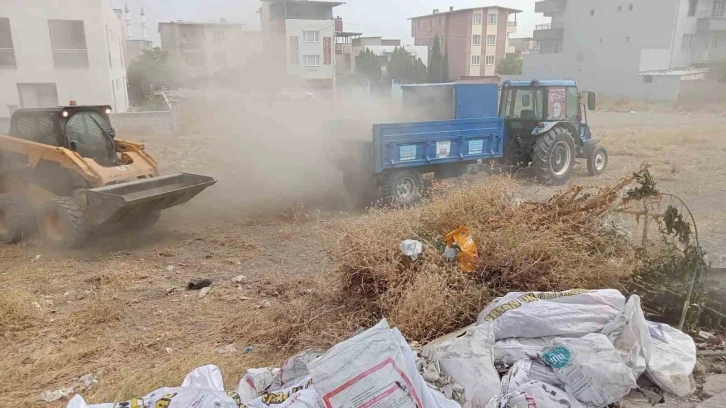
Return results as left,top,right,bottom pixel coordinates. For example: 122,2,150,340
587,146,608,176
532,127,576,186
40,197,89,248
0,194,36,244
384,170,423,207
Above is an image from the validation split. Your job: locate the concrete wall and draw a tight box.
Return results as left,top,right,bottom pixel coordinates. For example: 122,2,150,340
524,0,682,100
0,0,128,116
285,19,335,81
110,111,175,134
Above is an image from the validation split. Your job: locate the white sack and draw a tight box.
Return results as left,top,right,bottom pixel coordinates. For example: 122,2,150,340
477,289,625,339
600,295,651,379
243,376,319,408
542,334,637,407
307,320,428,408
434,323,501,408
500,359,564,395
486,380,584,408
645,321,696,397
278,350,322,389
493,337,561,365
236,368,281,401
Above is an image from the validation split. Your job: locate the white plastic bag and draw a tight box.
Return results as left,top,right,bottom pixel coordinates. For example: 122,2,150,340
500,359,563,395
307,320,426,408
243,376,320,408
645,321,696,397
400,240,423,260
236,367,281,401
477,289,625,339
541,334,637,407
434,323,501,408
486,380,584,408
278,349,322,388
600,295,651,379
493,337,560,365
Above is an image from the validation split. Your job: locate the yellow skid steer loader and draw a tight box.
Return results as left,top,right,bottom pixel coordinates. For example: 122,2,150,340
0,105,216,247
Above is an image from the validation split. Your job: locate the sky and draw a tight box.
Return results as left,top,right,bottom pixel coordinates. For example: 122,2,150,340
117,0,549,46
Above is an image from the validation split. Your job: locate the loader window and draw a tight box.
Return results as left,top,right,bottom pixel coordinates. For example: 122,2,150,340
14,116,58,145
65,111,117,166
501,87,545,120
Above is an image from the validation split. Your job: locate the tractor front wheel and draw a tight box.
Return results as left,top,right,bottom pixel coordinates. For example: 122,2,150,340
532,127,575,186
40,197,89,248
384,170,423,207
587,146,608,176
0,194,36,244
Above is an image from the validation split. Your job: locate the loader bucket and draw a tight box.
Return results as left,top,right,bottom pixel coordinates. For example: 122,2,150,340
85,173,217,226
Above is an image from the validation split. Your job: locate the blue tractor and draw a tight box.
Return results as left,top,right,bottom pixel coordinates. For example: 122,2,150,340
335,80,608,207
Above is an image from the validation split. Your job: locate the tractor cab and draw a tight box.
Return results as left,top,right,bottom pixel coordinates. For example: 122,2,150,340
9,105,119,167
499,80,606,184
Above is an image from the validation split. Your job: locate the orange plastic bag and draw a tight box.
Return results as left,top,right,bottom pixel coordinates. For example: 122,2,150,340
445,226,478,272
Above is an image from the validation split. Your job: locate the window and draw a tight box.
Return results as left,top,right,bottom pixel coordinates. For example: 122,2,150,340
48,20,88,68
473,13,482,25
643,75,653,84
688,0,698,16
488,13,497,25
0,18,17,68
625,36,630,42
13,115,56,145
439,16,444,26
628,4,634,10
213,31,225,43
500,87,545,120
215,52,227,66
471,55,480,65
486,55,495,65
16,83,58,109
566,87,579,122
431,17,436,27
303,54,320,66
682,34,695,50
618,5,622,12
289,36,299,64
473,35,481,45
66,111,116,165
487,35,496,46
711,34,720,49
590,9,595,16
714,1,725,17
553,42,561,53
302,30,319,43
418,20,423,29
183,52,204,67
106,26,113,69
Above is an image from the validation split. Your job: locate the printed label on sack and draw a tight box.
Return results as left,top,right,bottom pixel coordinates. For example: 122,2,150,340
542,345,572,369
647,322,668,343
468,139,484,155
481,289,590,322
436,141,451,158
399,145,416,161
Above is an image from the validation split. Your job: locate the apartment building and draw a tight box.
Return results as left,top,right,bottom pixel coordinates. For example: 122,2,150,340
259,0,342,88
509,37,538,55
410,6,520,80
348,37,429,74
0,0,128,116
523,0,726,100
158,21,252,79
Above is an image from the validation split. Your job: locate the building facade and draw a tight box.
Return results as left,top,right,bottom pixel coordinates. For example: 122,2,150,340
523,0,726,100
349,37,429,75
509,37,538,55
410,6,519,80
158,21,254,79
259,0,342,88
0,0,129,116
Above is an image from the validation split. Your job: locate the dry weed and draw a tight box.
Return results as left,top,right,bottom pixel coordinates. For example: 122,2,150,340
0,289,43,334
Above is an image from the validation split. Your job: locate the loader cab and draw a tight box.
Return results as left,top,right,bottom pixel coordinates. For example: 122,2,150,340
9,106,118,166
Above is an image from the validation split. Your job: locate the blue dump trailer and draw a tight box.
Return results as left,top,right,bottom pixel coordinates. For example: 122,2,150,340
338,80,608,207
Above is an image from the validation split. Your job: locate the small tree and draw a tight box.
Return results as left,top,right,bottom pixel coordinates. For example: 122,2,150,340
442,50,450,81
496,56,523,75
413,57,428,83
355,48,382,81
127,47,177,107
427,35,445,83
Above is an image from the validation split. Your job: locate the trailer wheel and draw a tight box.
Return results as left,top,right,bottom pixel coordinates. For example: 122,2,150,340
384,170,423,207
532,127,575,186
0,194,36,244
40,197,89,248
587,146,608,176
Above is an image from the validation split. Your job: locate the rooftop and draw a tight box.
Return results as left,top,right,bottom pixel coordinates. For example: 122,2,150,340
159,21,245,27
260,0,345,5
335,31,363,37
409,5,522,20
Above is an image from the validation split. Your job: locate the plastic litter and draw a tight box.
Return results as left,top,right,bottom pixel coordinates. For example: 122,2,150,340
486,380,585,408
477,289,625,339
493,337,560,365
400,240,423,260
541,333,637,407
600,295,651,378
444,226,478,272
186,279,212,290
645,321,696,397
500,359,563,395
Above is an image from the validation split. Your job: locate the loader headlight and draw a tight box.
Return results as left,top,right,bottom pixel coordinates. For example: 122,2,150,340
105,108,112,114
61,110,69,118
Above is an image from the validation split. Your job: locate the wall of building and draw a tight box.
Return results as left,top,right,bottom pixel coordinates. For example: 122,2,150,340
0,0,128,116
445,11,472,80
285,19,335,81
523,0,681,100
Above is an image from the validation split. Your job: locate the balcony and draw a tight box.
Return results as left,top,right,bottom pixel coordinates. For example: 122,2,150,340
697,10,726,32
535,0,567,16
507,21,517,33
533,23,564,42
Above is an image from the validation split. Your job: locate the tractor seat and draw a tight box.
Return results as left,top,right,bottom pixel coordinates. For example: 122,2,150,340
520,110,537,120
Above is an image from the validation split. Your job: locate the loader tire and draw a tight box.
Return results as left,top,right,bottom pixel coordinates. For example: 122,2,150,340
532,127,575,186
40,197,89,248
384,170,423,207
0,194,36,244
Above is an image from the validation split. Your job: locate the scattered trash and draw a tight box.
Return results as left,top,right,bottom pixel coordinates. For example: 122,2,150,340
186,279,212,290
166,287,177,295
444,226,478,272
486,380,584,408
645,321,697,397
239,296,252,301
41,372,99,402
166,265,175,272
255,299,270,309
600,294,651,378
232,275,247,284
40,387,73,402
198,286,211,298
245,346,254,354
165,347,173,353
31,254,41,263
215,344,237,354
400,240,423,260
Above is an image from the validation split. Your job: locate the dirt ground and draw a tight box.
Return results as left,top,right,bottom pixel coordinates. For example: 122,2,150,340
1,109,725,406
